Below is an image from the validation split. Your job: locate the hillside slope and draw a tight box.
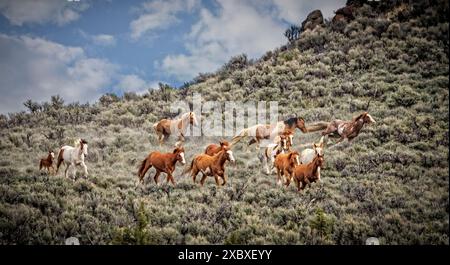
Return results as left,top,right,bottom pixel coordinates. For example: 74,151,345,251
0,1,448,244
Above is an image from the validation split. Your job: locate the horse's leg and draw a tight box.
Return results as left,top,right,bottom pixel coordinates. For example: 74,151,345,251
276,169,282,186
200,173,208,186
191,167,199,183
64,163,70,179
265,157,271,175
81,162,88,179
166,169,176,186
213,174,220,186
221,173,227,186
71,163,77,182
153,170,161,184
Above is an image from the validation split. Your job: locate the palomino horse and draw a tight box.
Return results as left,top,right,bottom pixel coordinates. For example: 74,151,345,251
321,112,376,143
262,134,291,175
204,140,230,156
153,112,198,146
39,150,55,174
56,139,88,181
300,136,325,181
273,150,300,186
185,146,235,186
137,146,186,186
290,153,324,191
231,116,307,150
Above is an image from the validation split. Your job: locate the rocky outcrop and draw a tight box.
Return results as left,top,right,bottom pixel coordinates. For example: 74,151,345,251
332,5,355,24
301,10,324,31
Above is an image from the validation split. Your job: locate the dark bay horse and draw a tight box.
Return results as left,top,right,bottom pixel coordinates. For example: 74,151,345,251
138,146,186,186
321,112,376,143
231,116,308,150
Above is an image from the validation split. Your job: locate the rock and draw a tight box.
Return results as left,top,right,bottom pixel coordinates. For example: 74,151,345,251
332,5,355,24
65,237,80,245
365,237,380,245
301,10,324,31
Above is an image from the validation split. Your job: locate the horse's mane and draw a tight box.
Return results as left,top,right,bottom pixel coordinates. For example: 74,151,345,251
352,112,367,122
284,116,304,127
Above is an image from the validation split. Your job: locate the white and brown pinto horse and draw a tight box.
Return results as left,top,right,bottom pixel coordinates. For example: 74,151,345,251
56,139,88,181
321,112,376,143
231,116,307,150
153,112,198,146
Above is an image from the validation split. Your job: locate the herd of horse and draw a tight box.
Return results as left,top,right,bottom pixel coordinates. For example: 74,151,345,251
39,111,375,191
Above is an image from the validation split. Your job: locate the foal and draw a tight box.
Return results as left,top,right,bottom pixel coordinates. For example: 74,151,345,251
263,134,291,175
290,154,324,191
185,146,235,186
273,150,300,186
39,150,55,174
138,146,186,186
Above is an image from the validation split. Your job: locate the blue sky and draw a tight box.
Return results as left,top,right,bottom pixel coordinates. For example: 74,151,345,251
0,0,345,113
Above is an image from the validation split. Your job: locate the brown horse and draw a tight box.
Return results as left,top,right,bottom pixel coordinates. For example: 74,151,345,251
153,112,198,146
39,150,55,174
204,140,230,156
137,146,186,186
185,146,235,186
263,134,291,174
290,153,324,191
273,150,300,186
321,112,376,143
232,116,308,150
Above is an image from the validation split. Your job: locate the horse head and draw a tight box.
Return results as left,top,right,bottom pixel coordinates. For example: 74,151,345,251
219,140,230,149
188,112,198,126
173,147,186,165
363,113,376,124
221,146,235,163
49,150,55,159
289,151,300,166
80,139,88,157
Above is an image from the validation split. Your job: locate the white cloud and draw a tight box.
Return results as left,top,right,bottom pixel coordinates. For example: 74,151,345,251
92,34,116,46
0,34,117,113
157,0,346,81
0,0,89,26
158,0,287,81
116,74,159,95
130,0,199,40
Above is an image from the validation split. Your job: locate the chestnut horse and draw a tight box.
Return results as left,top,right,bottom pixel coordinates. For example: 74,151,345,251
273,150,300,186
231,116,307,150
153,112,198,146
263,134,291,175
321,112,376,143
290,153,324,191
138,146,186,186
39,150,55,174
300,136,325,181
204,140,230,156
185,146,235,186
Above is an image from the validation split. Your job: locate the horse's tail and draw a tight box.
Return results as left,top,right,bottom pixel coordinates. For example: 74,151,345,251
138,157,149,181
39,159,43,170
305,122,329,133
56,149,64,173
230,128,250,146
152,122,159,132
183,158,195,175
